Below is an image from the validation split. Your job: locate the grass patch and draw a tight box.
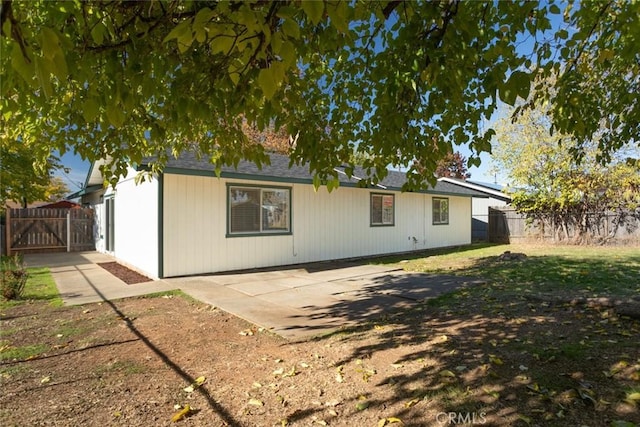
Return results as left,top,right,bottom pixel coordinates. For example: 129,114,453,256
138,289,185,299
0,267,61,310
0,343,48,361
377,244,640,298
94,359,147,376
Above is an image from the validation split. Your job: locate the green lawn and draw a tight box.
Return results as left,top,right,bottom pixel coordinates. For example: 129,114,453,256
0,267,62,310
375,243,640,298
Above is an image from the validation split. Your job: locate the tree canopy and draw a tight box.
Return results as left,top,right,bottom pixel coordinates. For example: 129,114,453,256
492,105,640,243
1,0,638,190
435,152,471,180
0,143,69,208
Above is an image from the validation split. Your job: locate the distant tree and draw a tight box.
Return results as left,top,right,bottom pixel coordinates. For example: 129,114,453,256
492,105,640,243
435,152,471,180
241,119,293,155
0,144,69,209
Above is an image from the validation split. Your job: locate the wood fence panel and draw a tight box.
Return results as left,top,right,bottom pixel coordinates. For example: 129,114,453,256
6,208,95,255
488,206,640,244
69,208,95,251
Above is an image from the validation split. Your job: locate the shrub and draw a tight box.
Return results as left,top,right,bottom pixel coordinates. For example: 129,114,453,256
1,254,29,300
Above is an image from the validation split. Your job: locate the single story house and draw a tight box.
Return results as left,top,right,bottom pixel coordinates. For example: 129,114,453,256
75,152,487,278
437,177,511,241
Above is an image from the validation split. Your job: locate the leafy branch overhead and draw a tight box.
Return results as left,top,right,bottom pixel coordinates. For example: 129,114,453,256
1,0,638,189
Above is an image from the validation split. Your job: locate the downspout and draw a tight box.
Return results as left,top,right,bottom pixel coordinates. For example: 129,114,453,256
157,173,164,279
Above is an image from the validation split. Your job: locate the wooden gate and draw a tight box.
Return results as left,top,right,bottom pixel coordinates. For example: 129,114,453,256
5,208,95,255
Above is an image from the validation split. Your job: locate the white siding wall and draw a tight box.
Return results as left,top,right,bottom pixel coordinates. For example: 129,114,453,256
163,174,471,277
99,169,159,278
82,189,106,252
472,197,508,224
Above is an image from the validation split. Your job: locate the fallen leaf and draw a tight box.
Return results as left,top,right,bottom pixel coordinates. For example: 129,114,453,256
489,355,504,365
482,387,500,399
626,391,640,404
404,398,420,408
439,369,456,378
171,404,191,422
517,414,532,425
283,366,297,377
355,400,369,411
248,398,264,407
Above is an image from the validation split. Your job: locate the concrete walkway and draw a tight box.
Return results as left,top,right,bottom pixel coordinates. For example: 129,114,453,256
24,252,178,305
24,252,483,340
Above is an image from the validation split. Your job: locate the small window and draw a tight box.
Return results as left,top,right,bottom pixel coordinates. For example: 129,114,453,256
432,197,449,225
228,185,291,235
371,193,394,226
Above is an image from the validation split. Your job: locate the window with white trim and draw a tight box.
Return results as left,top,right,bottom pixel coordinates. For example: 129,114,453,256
432,197,449,225
371,193,394,226
228,185,291,235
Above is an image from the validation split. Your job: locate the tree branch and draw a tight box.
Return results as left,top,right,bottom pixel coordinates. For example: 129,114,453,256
1,0,30,62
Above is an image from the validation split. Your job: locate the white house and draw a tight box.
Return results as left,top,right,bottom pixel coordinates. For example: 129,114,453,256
437,177,511,241
76,152,487,278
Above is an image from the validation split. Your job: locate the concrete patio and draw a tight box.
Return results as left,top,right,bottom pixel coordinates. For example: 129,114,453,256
24,252,484,340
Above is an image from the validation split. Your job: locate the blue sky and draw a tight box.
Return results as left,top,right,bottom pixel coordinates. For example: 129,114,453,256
55,150,90,193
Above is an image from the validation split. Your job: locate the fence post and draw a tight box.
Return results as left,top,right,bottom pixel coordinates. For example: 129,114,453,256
67,211,71,252
5,208,11,256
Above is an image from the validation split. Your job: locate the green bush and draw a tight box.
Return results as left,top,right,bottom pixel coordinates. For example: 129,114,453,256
1,254,29,300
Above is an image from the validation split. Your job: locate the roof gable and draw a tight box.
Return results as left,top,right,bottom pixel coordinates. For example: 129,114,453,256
438,177,511,201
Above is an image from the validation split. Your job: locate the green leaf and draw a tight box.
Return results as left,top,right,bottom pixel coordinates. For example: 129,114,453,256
91,22,107,45
327,2,349,33
501,71,530,105
106,102,125,128
211,35,235,55
82,97,100,122
194,7,215,27
282,18,300,39
41,27,61,60
33,57,53,98
163,20,192,44
258,68,277,100
302,1,324,25
11,45,35,85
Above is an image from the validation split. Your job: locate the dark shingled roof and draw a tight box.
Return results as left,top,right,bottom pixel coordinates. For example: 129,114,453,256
146,151,487,198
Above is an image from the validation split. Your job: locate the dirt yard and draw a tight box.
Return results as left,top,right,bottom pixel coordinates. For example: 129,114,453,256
2,282,639,426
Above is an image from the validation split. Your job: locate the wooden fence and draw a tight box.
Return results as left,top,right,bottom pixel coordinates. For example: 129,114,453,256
488,206,640,244
4,208,95,255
